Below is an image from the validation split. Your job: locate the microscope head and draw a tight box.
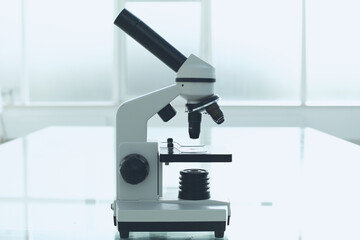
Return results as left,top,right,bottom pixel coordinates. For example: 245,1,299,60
176,54,224,139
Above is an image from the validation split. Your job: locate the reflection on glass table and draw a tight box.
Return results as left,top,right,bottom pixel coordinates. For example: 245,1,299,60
1,126,360,239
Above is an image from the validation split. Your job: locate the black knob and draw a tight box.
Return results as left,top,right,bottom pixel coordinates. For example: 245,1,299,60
167,138,174,148
120,154,149,184
158,104,177,122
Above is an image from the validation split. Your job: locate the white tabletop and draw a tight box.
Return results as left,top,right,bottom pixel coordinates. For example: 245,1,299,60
1,126,360,239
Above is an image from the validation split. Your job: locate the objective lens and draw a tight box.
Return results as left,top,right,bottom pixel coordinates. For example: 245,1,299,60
206,102,224,124
188,111,202,139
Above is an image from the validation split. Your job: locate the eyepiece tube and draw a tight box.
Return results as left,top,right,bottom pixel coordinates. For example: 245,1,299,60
114,9,187,72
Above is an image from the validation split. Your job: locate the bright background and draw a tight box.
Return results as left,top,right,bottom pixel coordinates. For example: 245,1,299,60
0,0,360,143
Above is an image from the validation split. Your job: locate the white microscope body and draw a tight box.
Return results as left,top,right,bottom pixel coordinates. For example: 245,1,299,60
112,9,231,238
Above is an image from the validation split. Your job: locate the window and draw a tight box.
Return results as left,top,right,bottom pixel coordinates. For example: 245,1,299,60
26,0,113,103
306,0,360,105
212,0,302,105
0,0,22,104
0,0,359,106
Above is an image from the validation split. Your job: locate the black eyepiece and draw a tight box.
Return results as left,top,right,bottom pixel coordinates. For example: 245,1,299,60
114,9,187,72
188,111,202,139
205,102,224,124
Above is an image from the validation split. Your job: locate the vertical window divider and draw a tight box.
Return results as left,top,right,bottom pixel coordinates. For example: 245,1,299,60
200,0,213,143
20,0,29,105
113,0,127,104
200,0,212,64
300,0,307,107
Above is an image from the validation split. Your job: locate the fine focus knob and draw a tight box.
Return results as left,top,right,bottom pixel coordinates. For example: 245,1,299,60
120,154,149,184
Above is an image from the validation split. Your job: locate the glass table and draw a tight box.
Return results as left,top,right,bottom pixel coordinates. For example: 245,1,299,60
1,126,360,239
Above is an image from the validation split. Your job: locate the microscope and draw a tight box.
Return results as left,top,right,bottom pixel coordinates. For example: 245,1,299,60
112,9,232,238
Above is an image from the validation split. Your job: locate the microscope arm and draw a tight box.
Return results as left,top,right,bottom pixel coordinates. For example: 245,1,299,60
114,8,186,145
116,84,180,145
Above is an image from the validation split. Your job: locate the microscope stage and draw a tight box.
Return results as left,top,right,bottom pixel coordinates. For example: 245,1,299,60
160,145,232,163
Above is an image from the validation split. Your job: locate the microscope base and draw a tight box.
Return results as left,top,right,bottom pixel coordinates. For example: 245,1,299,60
113,199,230,238
116,221,225,238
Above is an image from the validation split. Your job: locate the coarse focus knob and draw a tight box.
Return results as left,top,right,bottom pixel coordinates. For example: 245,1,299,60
120,154,149,184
